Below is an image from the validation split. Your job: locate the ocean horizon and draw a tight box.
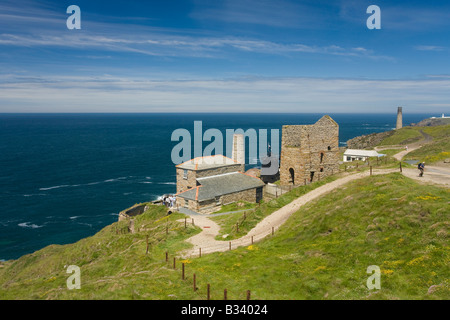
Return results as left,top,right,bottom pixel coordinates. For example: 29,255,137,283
0,112,432,261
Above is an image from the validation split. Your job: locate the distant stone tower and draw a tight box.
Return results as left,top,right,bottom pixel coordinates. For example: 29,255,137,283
232,134,245,165
396,107,403,130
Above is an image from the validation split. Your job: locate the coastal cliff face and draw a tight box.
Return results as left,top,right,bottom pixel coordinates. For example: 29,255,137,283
411,117,450,127
346,130,394,149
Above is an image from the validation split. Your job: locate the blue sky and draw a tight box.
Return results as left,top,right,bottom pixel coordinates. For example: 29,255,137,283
0,0,450,113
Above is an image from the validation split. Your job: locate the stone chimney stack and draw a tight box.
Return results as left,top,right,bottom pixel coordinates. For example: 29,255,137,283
232,134,245,165
396,107,403,130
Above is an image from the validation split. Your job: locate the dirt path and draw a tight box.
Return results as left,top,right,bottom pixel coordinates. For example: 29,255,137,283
179,169,397,258
179,166,449,258
392,129,433,161
402,166,450,187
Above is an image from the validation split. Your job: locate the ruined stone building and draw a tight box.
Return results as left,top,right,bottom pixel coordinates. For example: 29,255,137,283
175,155,264,214
280,115,339,185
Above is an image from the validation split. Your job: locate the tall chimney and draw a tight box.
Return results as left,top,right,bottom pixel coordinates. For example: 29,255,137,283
396,107,403,130
232,134,245,164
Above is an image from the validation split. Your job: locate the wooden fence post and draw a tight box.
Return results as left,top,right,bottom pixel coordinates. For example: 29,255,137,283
399,162,402,172
272,226,274,236
236,223,239,233
146,235,149,254
224,289,228,300
165,251,168,262
182,263,185,280
199,248,201,258
246,290,251,300
207,284,211,300
370,166,372,176
193,274,196,291
251,236,254,245
173,257,176,269
185,217,187,229
192,218,194,226
229,241,231,251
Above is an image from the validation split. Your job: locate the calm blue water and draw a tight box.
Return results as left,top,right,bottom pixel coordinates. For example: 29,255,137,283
0,113,430,260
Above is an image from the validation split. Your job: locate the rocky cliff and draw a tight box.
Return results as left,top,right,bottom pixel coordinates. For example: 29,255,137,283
346,130,394,149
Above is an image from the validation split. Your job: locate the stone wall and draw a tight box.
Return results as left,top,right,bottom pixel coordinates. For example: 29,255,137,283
176,163,245,194
195,187,262,214
118,203,148,221
346,130,394,149
280,116,339,185
176,168,197,193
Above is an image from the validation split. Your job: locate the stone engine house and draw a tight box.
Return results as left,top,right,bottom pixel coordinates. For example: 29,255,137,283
280,115,339,185
175,155,264,214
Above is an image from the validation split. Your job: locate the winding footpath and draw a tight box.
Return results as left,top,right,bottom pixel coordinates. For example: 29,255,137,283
179,169,391,258
179,139,449,258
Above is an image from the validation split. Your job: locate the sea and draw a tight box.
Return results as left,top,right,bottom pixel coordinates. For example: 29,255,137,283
0,113,430,261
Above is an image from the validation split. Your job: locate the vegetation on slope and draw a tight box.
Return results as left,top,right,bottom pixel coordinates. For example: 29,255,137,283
377,124,450,164
377,127,424,146
0,174,448,300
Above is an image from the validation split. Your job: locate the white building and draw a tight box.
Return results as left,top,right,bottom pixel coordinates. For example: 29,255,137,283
343,149,384,162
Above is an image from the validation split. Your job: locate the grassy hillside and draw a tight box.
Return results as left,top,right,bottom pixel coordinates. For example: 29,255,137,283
377,127,424,146
0,173,448,300
403,125,450,163
378,124,450,164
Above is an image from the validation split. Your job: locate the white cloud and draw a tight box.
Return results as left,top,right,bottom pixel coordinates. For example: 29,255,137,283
414,45,445,52
0,32,391,61
1,75,449,113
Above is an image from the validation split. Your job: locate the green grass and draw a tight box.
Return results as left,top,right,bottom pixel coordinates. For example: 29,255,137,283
377,149,404,157
210,174,340,240
377,124,450,164
403,124,450,164
421,124,450,140
405,140,450,164
1,174,448,300
185,173,450,300
0,204,202,299
377,127,423,146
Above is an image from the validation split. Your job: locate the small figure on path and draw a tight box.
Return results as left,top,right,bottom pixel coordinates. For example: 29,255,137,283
405,145,408,151
418,162,425,177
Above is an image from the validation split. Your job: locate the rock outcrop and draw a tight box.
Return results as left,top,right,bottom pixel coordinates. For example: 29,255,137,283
411,117,450,127
346,130,394,149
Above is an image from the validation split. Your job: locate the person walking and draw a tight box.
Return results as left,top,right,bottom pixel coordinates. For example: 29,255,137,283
418,162,425,177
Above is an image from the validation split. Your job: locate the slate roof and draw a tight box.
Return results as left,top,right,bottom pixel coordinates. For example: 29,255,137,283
176,172,265,202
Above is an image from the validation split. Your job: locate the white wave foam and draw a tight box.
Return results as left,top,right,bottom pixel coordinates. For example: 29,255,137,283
39,185,71,191
159,182,176,185
39,177,130,191
18,222,43,229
